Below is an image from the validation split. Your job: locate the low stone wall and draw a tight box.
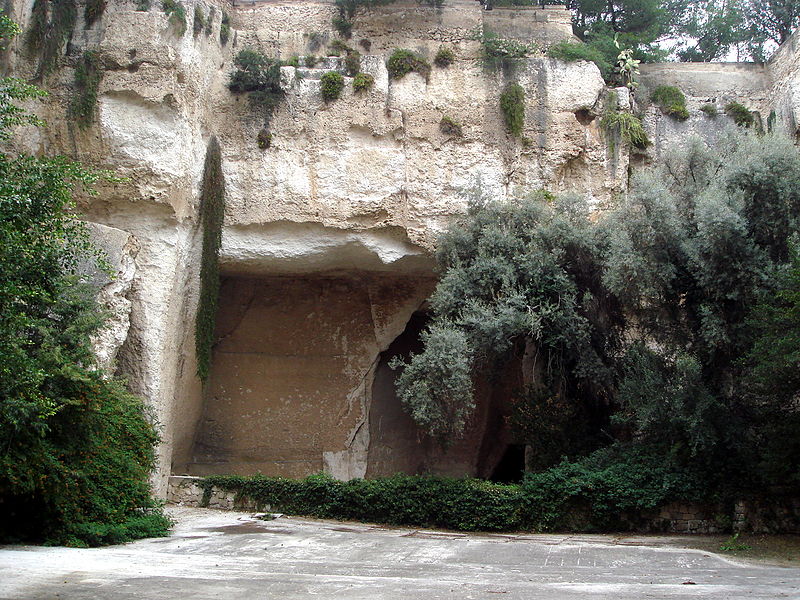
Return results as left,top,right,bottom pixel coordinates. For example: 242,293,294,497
167,475,800,533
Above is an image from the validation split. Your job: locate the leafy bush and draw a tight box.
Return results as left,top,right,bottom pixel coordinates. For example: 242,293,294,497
320,71,345,102
69,51,103,129
386,48,431,81
725,101,755,127
0,17,170,545
162,0,186,36
352,72,374,92
434,46,455,67
344,48,361,76
499,82,524,137
547,41,611,80
200,446,709,533
282,55,300,68
328,39,352,57
305,55,320,67
193,5,204,37
700,103,718,116
439,115,462,137
650,85,689,120
84,0,107,27
219,12,230,45
228,49,284,118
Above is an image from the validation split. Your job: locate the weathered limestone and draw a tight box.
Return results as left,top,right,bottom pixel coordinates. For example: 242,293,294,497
6,0,800,492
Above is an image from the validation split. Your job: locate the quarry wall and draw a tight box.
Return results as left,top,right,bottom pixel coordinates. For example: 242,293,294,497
5,0,800,494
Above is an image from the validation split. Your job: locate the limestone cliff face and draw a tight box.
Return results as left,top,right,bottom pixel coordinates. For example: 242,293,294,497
7,0,798,492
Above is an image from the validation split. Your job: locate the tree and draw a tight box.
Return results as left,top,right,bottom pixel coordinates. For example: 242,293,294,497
745,0,800,45
0,17,170,546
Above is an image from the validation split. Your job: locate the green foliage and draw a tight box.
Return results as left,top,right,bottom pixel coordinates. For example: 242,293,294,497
219,12,230,45
136,0,151,11
650,85,689,120
344,48,361,76
195,137,225,382
193,6,205,37
720,532,752,552
395,190,618,449
499,82,524,137
320,71,345,102
257,128,272,149
352,72,374,92
0,18,169,546
327,39,352,57
228,49,284,119
475,29,536,71
84,0,107,27
546,41,612,80
282,55,300,68
305,55,320,68
439,115,462,137
205,7,215,36
386,48,431,81
69,51,103,129
601,108,649,150
332,0,399,39
700,103,719,116
725,101,755,127
162,0,186,36
434,45,455,68
200,445,708,532
25,0,78,78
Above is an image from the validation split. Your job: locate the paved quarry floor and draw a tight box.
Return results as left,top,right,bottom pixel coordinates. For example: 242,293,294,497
1,507,799,599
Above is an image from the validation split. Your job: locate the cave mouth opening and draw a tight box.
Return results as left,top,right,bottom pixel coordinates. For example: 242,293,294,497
489,443,526,483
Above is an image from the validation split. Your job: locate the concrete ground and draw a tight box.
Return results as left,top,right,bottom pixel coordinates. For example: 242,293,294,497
1,507,799,599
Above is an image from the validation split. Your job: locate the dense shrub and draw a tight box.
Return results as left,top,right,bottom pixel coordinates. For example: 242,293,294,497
69,51,103,129
0,17,170,545
344,48,361,76
650,85,689,120
228,49,284,118
352,72,374,92
387,48,431,81
547,41,611,80
434,46,455,67
725,101,755,127
201,447,710,533
601,109,649,149
499,82,524,136
320,71,345,102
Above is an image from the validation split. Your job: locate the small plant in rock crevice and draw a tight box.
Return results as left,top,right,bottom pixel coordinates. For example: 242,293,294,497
257,128,272,150
700,103,718,117
320,71,345,102
353,72,374,92
387,48,430,81
601,110,649,150
434,46,455,67
500,82,524,137
220,12,230,45
440,115,463,137
726,101,755,128
650,85,689,121
162,0,187,36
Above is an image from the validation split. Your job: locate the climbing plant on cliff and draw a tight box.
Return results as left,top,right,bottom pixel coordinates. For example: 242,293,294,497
24,0,78,78
0,17,170,546
69,50,103,129
195,137,225,382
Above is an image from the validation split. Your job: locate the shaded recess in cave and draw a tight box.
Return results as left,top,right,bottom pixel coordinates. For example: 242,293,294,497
366,313,522,480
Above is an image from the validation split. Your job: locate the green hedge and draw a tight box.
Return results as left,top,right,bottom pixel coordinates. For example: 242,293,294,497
202,446,712,533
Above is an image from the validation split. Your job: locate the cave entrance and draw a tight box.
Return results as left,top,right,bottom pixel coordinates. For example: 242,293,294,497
366,313,521,480
489,444,526,483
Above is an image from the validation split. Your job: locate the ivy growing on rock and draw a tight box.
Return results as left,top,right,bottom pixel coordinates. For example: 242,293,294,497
195,137,225,382
25,0,78,78
499,82,524,137
69,50,103,129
